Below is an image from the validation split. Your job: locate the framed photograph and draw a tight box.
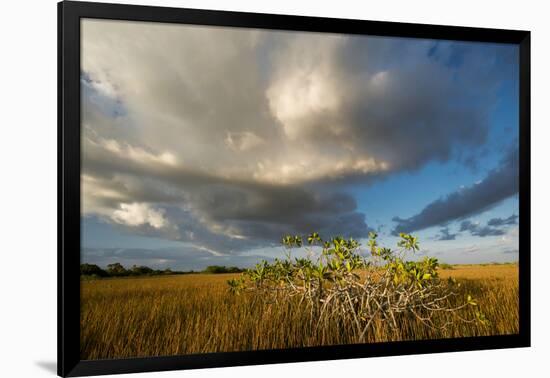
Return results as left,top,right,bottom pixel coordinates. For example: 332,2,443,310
58,1,530,376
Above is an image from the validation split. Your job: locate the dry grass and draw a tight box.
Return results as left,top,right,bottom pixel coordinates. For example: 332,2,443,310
80,264,519,360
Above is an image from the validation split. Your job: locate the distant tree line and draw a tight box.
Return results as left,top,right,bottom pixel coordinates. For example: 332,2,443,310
202,265,244,274
80,262,244,278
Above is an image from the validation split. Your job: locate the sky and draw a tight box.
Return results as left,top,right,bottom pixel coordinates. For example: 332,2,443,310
80,19,520,270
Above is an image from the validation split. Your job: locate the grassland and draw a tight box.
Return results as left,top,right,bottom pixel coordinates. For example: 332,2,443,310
80,263,519,360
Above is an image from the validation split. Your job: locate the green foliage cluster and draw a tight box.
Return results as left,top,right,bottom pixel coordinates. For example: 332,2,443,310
80,262,177,278
203,265,244,274
439,263,455,270
80,263,109,277
80,263,245,279
228,231,489,339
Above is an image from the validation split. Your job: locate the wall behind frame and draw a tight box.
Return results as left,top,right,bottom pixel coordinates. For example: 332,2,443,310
0,0,547,377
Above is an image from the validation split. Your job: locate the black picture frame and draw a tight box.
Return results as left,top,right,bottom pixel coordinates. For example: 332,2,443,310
58,1,531,376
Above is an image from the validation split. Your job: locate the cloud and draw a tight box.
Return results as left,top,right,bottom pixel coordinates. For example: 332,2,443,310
87,134,178,167
459,220,506,237
392,147,518,234
111,203,170,229
435,227,457,241
225,131,265,152
488,214,518,227
457,214,518,238
82,20,514,185
263,35,508,181
463,245,480,254
80,19,517,255
502,248,519,255
81,246,275,271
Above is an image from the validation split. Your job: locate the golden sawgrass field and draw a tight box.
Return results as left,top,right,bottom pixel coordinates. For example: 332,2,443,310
80,264,519,360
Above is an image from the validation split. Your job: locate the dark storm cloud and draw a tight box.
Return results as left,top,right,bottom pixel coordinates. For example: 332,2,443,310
488,214,518,227
81,104,372,253
186,185,356,224
435,227,457,241
85,171,371,253
273,38,517,176
459,220,505,237
456,214,518,239
392,147,518,234
80,20,518,256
